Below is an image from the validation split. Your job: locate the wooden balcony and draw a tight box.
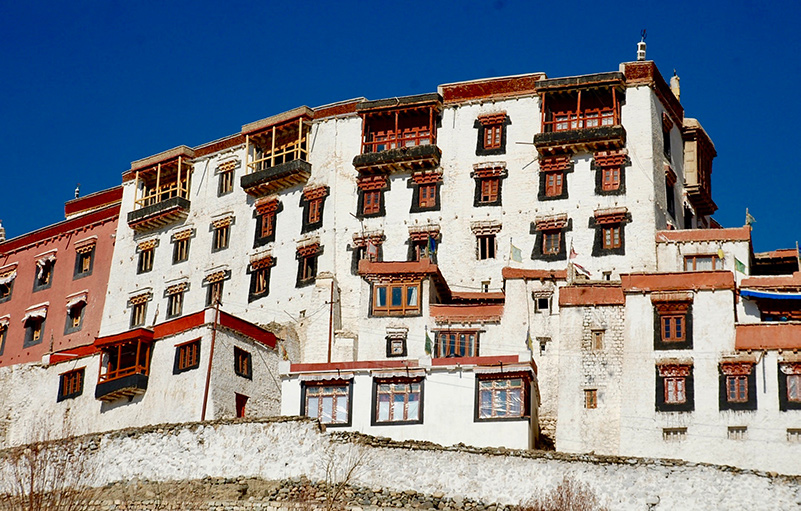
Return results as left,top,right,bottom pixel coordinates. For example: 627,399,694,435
353,143,441,175
95,373,149,401
241,159,311,197
534,125,626,155
95,334,151,401
127,195,190,231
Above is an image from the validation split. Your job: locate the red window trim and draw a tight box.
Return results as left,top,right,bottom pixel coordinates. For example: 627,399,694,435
544,172,563,197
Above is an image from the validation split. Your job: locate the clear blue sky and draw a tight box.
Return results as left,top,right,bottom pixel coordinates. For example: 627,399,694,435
1,0,797,252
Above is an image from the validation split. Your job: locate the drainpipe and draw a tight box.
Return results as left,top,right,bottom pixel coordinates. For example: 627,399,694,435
200,300,220,421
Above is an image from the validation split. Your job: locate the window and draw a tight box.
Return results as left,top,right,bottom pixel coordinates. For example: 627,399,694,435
166,288,184,319
788,429,801,443
602,226,621,249
131,301,147,328
684,255,723,271
483,124,502,150
372,282,421,316
789,374,801,402
23,317,45,348
307,198,322,224
726,376,748,403
656,364,694,412
534,297,551,313
138,246,154,274
74,246,94,279
409,237,432,262
363,190,381,215
476,113,507,155
249,266,271,302
662,428,687,442
387,336,407,357
373,379,423,424
666,177,676,218
779,364,801,411
538,337,550,355
728,426,747,440
173,237,190,263
602,167,620,191
98,339,151,385
174,339,200,373
304,382,352,426
543,231,560,255
653,300,692,350
259,211,275,240
477,235,495,260
218,169,234,196
480,178,499,204
33,258,54,291
476,375,529,420
234,347,252,379
298,253,318,285
236,393,248,418
207,280,224,306
591,330,604,350
435,331,478,358
212,224,230,252
58,368,84,402
584,389,598,409
544,172,563,197
662,113,673,160
418,183,437,208
0,281,12,303
0,323,7,356
64,301,85,334
301,187,328,233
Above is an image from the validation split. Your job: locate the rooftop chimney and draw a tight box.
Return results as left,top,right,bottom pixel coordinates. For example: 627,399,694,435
670,70,681,102
637,29,647,61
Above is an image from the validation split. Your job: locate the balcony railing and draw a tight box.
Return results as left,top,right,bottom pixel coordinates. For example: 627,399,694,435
134,179,190,210
247,137,308,174
362,127,433,154
544,108,617,133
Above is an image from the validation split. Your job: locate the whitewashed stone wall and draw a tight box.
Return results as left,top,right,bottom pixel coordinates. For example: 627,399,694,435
4,418,797,510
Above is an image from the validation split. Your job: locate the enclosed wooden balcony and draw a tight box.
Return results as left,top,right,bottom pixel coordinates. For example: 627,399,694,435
352,93,442,175
241,106,313,197
126,146,194,232
95,329,153,401
683,118,717,216
533,72,626,155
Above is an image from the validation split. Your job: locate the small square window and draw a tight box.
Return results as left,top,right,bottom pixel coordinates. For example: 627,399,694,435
212,224,230,252
661,315,686,343
543,231,560,255
544,172,563,197
476,375,529,421
304,382,351,426
74,247,94,279
538,337,550,355
131,302,147,328
584,389,597,409
602,167,620,191
726,375,748,403
236,393,249,418
483,124,502,150
174,339,200,373
602,226,621,249
477,235,496,260
58,368,84,402
787,429,801,443
138,247,154,274
535,297,551,313
218,170,234,196
662,428,687,442
374,379,423,424
173,238,190,264
480,178,499,203
386,335,407,357
362,190,382,216
234,347,252,379
728,426,747,440
418,183,437,209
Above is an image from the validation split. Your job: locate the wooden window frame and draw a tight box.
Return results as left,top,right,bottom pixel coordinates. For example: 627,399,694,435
138,247,154,274
64,302,85,334
24,317,45,347
218,170,234,196
544,172,563,197
33,261,54,292
584,389,598,409
307,198,323,225
477,234,496,260
174,339,201,373
602,167,620,191
58,368,85,402
476,374,529,421
167,290,184,319
372,282,421,316
131,302,147,328
479,178,499,204
234,347,252,379
362,190,381,216
206,280,224,306
788,374,801,403
372,378,423,425
661,314,686,343
212,224,230,252
73,247,94,279
435,331,479,358
173,238,190,264
298,254,317,284
602,225,622,249
542,230,561,255
250,267,270,300
303,381,352,426
418,183,437,208
683,255,723,271
726,375,748,403
483,124,502,150
664,376,687,404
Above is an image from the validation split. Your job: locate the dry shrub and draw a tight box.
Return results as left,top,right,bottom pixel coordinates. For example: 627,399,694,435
520,475,608,511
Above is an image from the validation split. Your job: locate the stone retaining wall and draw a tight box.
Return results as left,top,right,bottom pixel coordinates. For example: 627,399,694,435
0,417,798,510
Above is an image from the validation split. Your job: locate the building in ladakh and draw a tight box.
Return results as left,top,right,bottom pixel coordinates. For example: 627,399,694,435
0,42,798,474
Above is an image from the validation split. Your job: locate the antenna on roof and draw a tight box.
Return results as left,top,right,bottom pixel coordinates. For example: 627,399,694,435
637,29,647,61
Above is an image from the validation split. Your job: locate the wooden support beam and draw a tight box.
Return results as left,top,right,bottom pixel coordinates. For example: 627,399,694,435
271,126,276,168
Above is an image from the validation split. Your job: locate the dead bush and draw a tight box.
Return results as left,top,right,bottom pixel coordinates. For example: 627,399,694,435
519,475,608,511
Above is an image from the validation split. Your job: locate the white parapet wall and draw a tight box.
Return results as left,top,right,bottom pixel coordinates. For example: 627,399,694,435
1,417,797,510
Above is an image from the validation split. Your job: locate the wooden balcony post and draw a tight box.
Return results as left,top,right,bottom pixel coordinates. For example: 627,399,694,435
155,163,161,204
244,134,250,174
177,156,182,198
297,117,303,161
612,87,618,125
271,126,276,168
541,95,546,132
576,91,582,128
360,113,366,153
394,110,399,149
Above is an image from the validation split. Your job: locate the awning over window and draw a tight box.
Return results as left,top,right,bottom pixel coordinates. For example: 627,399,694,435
0,316,9,329
371,368,426,379
298,372,354,382
22,305,48,322
0,269,17,285
740,289,801,300
65,293,88,310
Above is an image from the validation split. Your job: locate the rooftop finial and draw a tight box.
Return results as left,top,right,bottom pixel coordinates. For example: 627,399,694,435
0,220,5,242
74,183,80,199
637,29,647,61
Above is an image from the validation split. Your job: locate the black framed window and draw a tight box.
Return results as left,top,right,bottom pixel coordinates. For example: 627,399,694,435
656,365,694,412
33,259,55,292
719,363,757,411
653,301,693,350
23,316,46,348
64,301,85,334
296,245,321,287
57,368,84,402
779,363,801,411
531,218,570,262
0,278,14,304
249,260,273,302
475,113,509,156
73,246,95,279
174,339,201,374
234,347,252,379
